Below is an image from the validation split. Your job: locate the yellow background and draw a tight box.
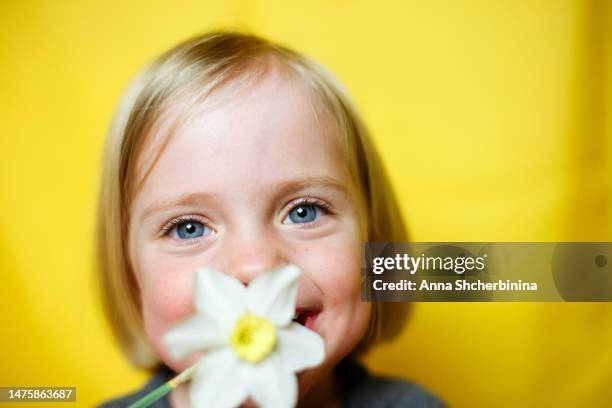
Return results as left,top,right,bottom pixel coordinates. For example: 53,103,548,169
1,1,611,407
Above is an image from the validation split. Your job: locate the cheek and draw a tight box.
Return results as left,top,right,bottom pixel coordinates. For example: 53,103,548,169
137,255,198,369
303,238,362,306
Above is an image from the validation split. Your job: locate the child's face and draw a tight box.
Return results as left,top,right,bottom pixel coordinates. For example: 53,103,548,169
128,71,371,399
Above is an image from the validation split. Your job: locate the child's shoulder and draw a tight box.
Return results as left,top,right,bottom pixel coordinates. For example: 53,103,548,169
336,358,447,408
97,360,447,408
97,365,173,408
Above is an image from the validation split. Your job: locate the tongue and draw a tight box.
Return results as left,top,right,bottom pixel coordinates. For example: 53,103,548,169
301,311,317,329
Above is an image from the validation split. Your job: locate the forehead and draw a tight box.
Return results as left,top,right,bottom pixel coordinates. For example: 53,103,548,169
132,70,349,207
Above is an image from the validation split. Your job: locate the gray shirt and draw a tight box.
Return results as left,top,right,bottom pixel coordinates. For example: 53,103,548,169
98,358,447,408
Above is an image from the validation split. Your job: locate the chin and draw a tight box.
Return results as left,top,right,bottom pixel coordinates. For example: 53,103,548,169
297,367,319,399
295,351,339,404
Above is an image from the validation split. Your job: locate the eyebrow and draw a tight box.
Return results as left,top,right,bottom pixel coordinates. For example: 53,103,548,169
140,191,221,222
272,175,348,200
140,175,349,222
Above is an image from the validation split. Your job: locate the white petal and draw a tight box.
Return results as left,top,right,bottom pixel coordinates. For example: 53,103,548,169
163,315,228,361
244,353,297,408
190,348,249,408
195,267,247,329
247,264,300,326
276,322,325,372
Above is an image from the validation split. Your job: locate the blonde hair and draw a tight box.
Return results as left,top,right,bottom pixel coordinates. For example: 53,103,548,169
96,30,410,369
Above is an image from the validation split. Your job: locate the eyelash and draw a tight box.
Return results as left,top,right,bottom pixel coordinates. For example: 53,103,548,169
159,197,333,238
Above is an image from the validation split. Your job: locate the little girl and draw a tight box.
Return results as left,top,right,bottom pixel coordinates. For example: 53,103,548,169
96,30,445,408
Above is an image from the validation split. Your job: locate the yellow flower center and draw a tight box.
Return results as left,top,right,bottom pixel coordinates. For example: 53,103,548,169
230,314,277,363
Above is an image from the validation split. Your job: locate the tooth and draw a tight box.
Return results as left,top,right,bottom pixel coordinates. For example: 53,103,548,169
293,311,299,320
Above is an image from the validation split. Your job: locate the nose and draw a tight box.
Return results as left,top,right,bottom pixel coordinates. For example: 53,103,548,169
216,229,287,286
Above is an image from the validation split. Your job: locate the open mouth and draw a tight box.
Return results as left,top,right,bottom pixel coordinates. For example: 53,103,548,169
292,309,319,330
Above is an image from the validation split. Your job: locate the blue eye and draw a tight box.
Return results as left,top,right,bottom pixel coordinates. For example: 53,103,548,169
163,217,214,240
283,203,321,224
176,221,207,239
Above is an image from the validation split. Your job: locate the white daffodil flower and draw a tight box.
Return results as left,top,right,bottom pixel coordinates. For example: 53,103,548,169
163,264,326,408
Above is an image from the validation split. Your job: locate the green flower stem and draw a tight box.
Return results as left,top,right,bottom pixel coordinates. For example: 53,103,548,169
128,362,198,408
